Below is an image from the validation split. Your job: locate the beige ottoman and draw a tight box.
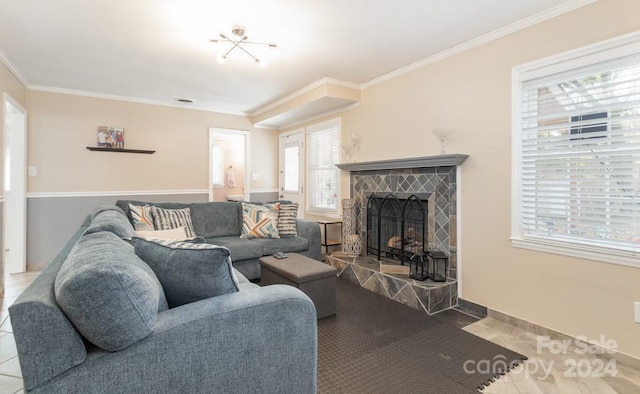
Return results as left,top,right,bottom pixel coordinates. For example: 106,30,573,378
259,253,337,319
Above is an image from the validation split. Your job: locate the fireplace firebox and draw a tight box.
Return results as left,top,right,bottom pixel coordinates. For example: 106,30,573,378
366,193,429,265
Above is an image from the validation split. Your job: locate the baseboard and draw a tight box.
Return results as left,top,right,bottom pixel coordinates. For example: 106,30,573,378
488,308,640,371
27,262,48,272
455,298,488,319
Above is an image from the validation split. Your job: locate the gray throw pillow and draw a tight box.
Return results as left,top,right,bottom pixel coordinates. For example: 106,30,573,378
54,232,166,352
132,237,240,308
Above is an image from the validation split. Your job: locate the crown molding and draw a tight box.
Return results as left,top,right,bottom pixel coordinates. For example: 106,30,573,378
28,85,249,117
274,101,360,131
26,189,208,198
250,77,361,117
0,48,29,87
361,0,599,89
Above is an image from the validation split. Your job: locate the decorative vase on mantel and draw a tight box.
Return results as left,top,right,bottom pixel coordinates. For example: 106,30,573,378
341,199,361,256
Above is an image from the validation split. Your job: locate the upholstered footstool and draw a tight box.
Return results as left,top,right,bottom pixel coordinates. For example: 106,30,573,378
259,253,337,319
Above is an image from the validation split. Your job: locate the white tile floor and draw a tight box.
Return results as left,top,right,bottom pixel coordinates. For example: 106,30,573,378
465,317,640,393
0,271,40,394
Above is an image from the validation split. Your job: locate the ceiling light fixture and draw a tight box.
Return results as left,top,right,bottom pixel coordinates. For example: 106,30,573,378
210,26,276,68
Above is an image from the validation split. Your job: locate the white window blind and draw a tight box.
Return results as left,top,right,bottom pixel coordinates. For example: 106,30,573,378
515,40,640,262
306,119,340,215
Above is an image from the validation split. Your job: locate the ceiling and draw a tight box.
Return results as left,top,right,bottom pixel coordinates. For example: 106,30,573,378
0,0,588,126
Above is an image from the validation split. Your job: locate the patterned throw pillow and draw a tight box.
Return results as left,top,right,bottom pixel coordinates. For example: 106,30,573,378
278,203,299,238
150,206,196,239
240,202,280,239
132,237,240,308
129,204,154,231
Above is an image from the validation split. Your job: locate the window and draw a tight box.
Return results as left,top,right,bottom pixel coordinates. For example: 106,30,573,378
512,33,640,266
283,143,300,192
211,142,225,187
306,118,340,216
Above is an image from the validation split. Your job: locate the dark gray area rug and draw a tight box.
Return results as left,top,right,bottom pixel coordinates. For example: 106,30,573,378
317,279,527,393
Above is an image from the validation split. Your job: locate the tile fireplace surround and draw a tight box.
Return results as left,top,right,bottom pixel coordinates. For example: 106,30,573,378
335,154,468,314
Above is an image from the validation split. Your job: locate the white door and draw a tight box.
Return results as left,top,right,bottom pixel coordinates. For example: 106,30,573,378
279,130,304,216
3,94,27,274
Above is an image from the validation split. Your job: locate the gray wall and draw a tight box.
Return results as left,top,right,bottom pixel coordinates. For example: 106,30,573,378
249,191,279,202
27,193,208,267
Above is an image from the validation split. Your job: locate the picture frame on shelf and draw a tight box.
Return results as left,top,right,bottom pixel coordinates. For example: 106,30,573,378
97,126,124,149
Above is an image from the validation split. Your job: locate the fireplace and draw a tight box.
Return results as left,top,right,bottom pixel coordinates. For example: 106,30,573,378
337,154,468,282
366,193,429,266
332,155,468,315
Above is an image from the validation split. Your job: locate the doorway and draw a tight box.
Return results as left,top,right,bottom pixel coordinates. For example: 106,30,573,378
209,128,250,202
3,94,27,275
279,129,304,217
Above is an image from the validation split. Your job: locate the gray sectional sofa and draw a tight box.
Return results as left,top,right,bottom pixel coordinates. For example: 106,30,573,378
115,200,322,280
9,205,319,393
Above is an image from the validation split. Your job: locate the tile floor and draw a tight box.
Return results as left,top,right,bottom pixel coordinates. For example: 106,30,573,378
0,271,39,394
2,271,640,394
465,317,640,393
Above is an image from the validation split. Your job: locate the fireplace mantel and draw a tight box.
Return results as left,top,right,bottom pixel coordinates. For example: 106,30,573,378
336,154,468,172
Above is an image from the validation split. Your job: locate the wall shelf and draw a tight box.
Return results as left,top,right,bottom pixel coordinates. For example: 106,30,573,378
86,147,155,154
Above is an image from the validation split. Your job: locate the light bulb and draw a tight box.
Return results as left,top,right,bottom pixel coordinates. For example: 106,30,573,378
256,58,266,68
217,55,227,65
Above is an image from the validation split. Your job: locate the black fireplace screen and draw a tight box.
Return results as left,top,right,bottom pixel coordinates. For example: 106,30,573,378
366,193,428,265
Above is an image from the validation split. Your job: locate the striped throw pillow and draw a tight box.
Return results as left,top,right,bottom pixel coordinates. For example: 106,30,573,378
150,206,196,239
278,203,298,237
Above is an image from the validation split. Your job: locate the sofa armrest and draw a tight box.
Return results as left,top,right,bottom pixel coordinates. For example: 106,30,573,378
35,286,317,394
296,219,322,260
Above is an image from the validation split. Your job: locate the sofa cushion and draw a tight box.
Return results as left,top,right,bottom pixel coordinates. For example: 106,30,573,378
54,232,167,352
204,236,264,261
240,202,280,239
150,206,196,238
90,204,127,220
129,204,155,231
83,207,135,240
250,237,309,256
189,202,241,237
132,237,240,308
277,203,299,238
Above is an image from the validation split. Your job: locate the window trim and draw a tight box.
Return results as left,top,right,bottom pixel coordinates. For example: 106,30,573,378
305,118,341,218
511,31,640,268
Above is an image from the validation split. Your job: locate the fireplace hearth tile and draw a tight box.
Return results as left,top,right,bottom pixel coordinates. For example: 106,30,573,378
339,265,361,286
411,285,430,313
328,252,457,316
329,258,348,275
378,274,406,298
363,274,389,298
353,264,375,284
450,281,458,307
428,285,451,314
392,285,422,311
